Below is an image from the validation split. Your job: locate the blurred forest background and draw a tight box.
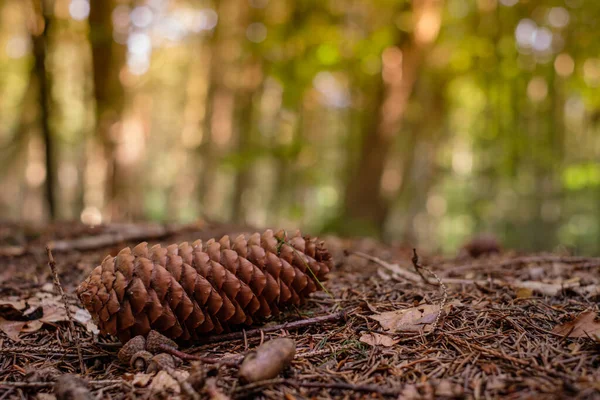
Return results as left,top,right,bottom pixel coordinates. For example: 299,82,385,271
1,0,599,254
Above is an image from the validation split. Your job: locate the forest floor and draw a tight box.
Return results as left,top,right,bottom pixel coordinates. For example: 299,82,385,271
1,222,600,399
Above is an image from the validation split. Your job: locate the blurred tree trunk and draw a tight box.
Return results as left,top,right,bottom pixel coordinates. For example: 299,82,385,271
342,0,443,235
200,0,248,220
89,0,126,218
231,70,260,223
31,0,55,220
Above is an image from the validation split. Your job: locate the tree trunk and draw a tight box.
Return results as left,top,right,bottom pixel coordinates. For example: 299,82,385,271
88,0,126,218
31,0,55,220
342,0,443,235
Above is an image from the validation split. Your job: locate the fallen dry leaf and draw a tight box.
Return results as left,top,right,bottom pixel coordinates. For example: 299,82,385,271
132,373,154,388
150,371,180,394
0,317,28,341
149,370,189,395
359,332,398,347
552,311,600,340
370,303,452,333
0,295,98,341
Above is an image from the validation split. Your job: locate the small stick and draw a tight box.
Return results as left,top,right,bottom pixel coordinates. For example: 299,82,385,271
411,249,437,286
157,344,241,368
411,249,448,337
347,251,422,282
196,311,347,344
46,247,86,373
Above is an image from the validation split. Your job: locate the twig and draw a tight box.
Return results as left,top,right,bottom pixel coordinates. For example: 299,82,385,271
196,311,347,344
411,249,448,336
157,344,241,368
46,247,85,373
350,250,586,297
411,248,437,286
47,223,176,253
447,255,600,273
347,251,422,282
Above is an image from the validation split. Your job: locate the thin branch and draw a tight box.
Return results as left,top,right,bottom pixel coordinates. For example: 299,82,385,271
46,247,85,373
195,310,347,344
157,344,240,368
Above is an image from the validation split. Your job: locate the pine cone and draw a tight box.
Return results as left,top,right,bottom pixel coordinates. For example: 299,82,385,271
76,230,332,342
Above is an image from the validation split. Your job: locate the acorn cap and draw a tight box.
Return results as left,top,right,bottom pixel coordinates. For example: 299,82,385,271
146,353,180,374
130,350,153,372
118,335,147,364
146,330,178,353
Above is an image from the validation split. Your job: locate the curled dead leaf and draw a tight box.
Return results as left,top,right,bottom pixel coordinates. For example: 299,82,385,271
359,332,398,347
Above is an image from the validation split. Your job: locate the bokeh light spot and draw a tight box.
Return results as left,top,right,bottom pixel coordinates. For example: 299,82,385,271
69,0,90,21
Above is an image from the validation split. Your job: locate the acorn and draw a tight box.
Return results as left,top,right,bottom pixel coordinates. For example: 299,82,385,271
130,350,153,372
146,353,182,373
118,335,147,364
146,330,178,353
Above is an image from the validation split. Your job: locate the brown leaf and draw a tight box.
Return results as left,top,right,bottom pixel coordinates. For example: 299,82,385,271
0,317,27,341
132,373,154,388
370,303,450,333
0,296,97,341
359,332,398,347
552,311,600,340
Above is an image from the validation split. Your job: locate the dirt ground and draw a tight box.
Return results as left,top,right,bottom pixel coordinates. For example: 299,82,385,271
1,222,599,399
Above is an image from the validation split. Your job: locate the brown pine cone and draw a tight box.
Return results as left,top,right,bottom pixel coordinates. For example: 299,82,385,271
76,230,332,342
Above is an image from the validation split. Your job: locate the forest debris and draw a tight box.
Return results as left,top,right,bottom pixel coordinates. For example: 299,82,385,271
149,370,183,395
25,367,60,383
132,373,154,388
118,335,147,364
206,377,230,400
435,379,464,397
552,311,600,340
359,332,398,347
238,338,296,383
370,303,453,333
54,375,93,400
186,362,206,393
